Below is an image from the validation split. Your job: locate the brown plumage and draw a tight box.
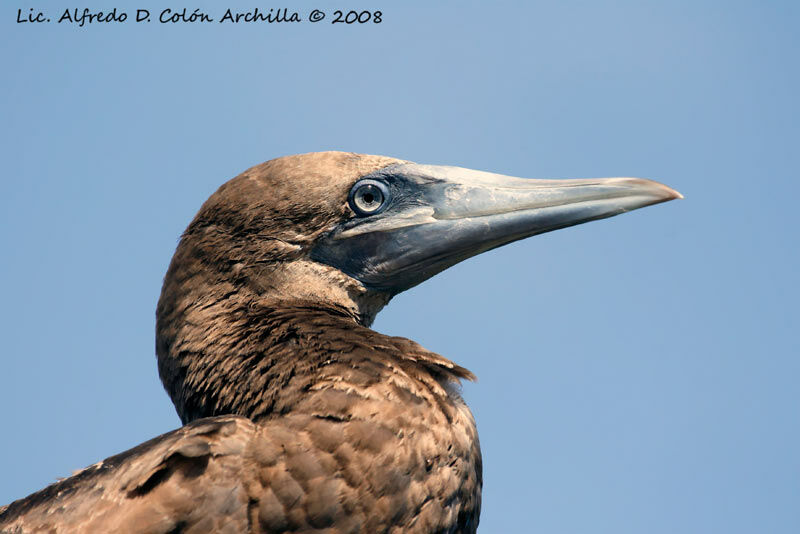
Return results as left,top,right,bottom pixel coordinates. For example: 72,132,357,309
1,152,680,533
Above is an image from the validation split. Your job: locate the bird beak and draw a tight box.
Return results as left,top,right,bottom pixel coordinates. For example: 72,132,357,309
311,163,682,294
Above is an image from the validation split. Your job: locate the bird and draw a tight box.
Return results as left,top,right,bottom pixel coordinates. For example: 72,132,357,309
0,152,681,533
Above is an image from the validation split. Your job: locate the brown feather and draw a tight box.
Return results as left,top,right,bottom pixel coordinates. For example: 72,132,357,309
1,152,481,533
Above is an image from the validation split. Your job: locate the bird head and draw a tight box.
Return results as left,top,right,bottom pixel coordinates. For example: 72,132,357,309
160,151,681,327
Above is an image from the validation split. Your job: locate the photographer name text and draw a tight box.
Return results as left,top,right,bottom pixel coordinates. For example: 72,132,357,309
16,7,383,26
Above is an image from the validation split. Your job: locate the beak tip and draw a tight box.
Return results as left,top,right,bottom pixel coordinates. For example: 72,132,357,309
662,185,683,201
628,178,683,202
661,187,683,201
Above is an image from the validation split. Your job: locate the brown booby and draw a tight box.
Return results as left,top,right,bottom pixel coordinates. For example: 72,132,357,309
0,152,680,533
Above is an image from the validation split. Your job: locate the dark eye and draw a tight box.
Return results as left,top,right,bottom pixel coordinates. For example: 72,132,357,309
348,179,391,216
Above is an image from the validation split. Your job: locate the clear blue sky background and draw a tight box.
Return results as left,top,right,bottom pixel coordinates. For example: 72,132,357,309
1,1,798,532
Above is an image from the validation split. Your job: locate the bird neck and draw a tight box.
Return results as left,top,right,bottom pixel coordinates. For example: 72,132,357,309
240,259,393,327
156,286,473,424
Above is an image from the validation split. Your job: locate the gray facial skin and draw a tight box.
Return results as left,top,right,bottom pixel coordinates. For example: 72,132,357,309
311,163,682,294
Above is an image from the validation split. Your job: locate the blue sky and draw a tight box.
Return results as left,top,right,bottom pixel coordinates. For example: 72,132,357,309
1,1,798,532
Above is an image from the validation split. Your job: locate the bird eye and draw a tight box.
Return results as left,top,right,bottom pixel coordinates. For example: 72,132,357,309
348,179,391,216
